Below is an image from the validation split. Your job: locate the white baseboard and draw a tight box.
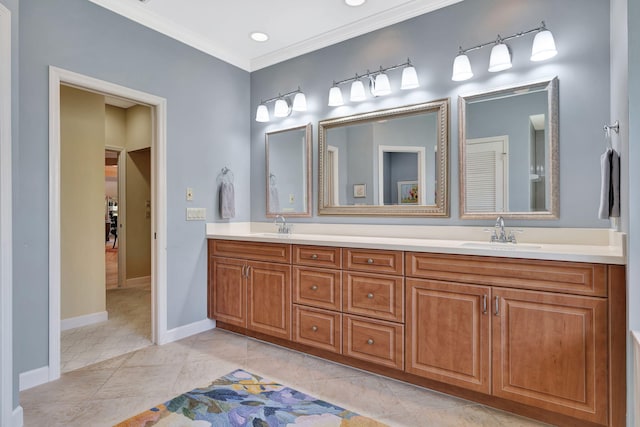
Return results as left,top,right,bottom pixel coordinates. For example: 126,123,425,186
19,366,49,391
61,311,108,331
125,275,151,288
158,318,215,345
12,405,23,427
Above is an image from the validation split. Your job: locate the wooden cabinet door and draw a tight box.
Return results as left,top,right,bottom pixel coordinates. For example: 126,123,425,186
492,288,608,425
209,257,246,327
247,261,292,340
406,279,491,394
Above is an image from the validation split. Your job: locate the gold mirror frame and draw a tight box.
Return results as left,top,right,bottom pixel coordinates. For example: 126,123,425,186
318,100,449,216
458,77,559,220
265,123,312,218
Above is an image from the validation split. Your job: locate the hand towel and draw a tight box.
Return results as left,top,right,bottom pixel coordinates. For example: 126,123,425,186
219,181,235,219
610,149,620,217
269,184,280,213
598,148,612,220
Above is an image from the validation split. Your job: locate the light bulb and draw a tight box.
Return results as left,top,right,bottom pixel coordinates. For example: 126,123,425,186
400,65,419,89
488,43,512,72
292,92,307,112
350,80,366,102
273,98,290,117
451,54,473,81
531,29,557,61
255,104,269,122
328,86,344,107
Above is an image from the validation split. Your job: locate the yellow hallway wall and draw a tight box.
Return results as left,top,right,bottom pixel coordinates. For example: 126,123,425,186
60,85,106,320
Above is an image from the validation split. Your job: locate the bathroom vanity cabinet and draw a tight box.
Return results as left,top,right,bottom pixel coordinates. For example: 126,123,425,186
207,239,625,427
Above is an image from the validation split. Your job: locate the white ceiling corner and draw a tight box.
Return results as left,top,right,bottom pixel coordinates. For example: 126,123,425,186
88,0,463,72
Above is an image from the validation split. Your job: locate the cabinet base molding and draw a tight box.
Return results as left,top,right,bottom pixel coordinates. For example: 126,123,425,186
214,321,605,427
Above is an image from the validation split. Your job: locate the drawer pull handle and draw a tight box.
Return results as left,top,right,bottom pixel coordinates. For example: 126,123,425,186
367,339,374,345
311,285,319,291
310,254,318,260
367,293,374,299
311,326,318,332
494,296,500,316
367,258,374,264
482,295,488,315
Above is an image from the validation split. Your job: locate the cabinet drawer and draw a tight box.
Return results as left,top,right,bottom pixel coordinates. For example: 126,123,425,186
293,267,341,311
343,248,403,275
343,315,404,370
343,272,404,322
294,245,342,268
406,252,607,297
293,305,341,354
210,239,291,263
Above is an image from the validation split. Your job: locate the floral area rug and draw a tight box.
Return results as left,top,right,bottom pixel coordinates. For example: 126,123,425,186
114,369,388,427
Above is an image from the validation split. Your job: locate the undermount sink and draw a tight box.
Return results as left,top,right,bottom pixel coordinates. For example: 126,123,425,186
459,241,542,250
250,232,291,238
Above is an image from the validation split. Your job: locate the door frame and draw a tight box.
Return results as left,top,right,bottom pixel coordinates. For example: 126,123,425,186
0,3,14,425
104,146,127,287
48,66,167,381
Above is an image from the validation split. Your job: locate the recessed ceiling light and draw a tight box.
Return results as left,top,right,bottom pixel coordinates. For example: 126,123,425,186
345,0,366,6
250,32,269,42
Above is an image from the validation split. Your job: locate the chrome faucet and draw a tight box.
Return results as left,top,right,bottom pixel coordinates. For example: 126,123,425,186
489,216,519,243
275,215,290,234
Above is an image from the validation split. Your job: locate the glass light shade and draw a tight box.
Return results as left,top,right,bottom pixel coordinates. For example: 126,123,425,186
488,43,512,72
292,92,307,111
273,98,290,117
451,54,473,81
373,73,391,96
255,104,269,122
350,80,366,102
530,30,558,61
328,86,344,107
400,65,420,89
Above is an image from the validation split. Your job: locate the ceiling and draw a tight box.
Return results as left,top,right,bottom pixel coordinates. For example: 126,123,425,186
88,0,462,72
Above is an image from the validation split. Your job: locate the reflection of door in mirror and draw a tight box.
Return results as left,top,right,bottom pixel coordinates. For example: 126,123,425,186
465,136,509,212
378,146,427,205
327,145,339,206
529,114,546,211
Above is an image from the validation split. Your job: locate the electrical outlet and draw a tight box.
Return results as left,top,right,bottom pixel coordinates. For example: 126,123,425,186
186,187,193,201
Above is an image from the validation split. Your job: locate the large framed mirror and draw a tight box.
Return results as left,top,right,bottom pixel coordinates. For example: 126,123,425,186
266,123,312,218
459,77,559,219
318,100,449,216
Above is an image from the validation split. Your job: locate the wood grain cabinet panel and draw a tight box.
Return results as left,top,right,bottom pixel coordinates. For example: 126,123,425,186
293,305,342,354
344,248,403,275
343,272,403,322
343,314,404,370
246,261,292,340
406,279,491,394
294,245,342,268
209,257,246,328
211,239,291,263
406,252,607,297
492,287,608,425
293,266,342,311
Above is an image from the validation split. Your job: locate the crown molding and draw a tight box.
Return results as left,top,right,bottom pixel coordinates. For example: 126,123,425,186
89,0,462,72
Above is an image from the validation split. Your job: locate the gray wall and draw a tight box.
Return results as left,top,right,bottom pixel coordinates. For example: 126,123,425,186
12,0,249,405
250,0,611,228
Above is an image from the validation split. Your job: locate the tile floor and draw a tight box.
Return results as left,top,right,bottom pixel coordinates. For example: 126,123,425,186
60,287,152,373
22,328,550,427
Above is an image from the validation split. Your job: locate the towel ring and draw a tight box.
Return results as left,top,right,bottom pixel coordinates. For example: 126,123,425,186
604,121,620,135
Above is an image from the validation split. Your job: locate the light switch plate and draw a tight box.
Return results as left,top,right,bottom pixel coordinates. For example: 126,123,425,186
186,207,206,221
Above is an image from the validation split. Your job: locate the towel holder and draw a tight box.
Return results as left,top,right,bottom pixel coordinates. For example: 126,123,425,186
220,167,234,183
604,121,620,135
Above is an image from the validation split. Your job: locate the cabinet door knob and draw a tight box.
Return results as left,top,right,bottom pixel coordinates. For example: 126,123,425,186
311,285,319,291
367,339,374,345
367,293,374,299
367,258,374,264
311,326,318,332
310,254,318,260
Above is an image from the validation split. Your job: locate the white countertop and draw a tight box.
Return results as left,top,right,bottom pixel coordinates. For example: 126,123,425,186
205,222,626,265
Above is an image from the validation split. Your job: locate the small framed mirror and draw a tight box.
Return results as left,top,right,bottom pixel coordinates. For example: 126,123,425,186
458,77,559,219
265,123,312,218
318,100,449,216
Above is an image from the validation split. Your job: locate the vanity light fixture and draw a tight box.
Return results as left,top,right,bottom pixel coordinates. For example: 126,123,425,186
327,58,420,107
452,21,557,81
255,87,306,122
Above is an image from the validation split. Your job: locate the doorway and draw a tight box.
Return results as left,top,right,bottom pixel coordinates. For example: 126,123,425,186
48,66,168,382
